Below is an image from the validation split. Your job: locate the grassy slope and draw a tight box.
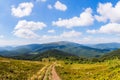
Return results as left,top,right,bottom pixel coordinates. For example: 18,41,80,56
0,57,45,80
33,49,78,60
56,59,120,80
1,55,120,80
12,49,78,61
101,49,120,60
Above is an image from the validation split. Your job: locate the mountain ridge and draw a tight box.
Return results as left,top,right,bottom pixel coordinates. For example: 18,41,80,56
0,41,115,58
89,42,120,50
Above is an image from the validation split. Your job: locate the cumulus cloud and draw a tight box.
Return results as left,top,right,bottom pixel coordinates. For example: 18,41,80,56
48,29,55,33
52,8,94,28
87,23,120,34
87,29,97,34
11,2,33,17
39,31,119,44
40,30,82,41
14,20,46,30
48,4,53,9
14,29,39,39
0,35,4,38
60,30,82,38
79,36,120,44
54,1,67,11
36,0,46,2
13,20,46,39
87,1,120,35
39,30,82,42
0,39,41,46
95,1,120,23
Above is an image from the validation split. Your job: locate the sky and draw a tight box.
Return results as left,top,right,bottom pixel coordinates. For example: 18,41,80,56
0,0,120,46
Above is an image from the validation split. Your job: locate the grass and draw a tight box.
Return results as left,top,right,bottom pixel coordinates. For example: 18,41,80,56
0,57,45,80
56,59,120,80
1,57,120,80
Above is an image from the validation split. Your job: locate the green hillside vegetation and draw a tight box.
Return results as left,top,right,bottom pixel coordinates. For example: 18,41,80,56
34,41,109,57
100,49,120,61
32,49,79,61
85,49,120,62
7,48,120,63
0,57,45,80
0,41,110,58
56,59,120,80
1,55,120,80
1,47,120,79
90,42,120,50
12,49,79,61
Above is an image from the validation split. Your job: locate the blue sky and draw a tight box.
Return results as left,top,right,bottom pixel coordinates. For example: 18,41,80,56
0,0,120,46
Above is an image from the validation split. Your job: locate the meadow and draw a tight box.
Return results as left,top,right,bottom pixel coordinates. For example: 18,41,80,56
56,59,120,80
1,56,120,80
0,57,45,80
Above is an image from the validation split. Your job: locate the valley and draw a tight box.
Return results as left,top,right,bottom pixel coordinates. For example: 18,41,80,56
0,41,111,58
0,41,120,80
1,0,120,79
1,56,120,80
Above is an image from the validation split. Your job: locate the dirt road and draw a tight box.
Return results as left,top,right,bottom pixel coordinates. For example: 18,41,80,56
30,62,61,80
51,65,61,80
30,65,48,80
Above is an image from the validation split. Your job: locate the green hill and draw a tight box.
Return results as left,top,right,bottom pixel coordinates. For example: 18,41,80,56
89,42,120,50
32,49,78,60
100,49,120,61
0,41,110,58
34,41,109,57
1,51,120,80
12,49,79,61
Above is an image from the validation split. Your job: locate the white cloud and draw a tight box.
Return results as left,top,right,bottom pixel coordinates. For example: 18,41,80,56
15,20,46,30
48,29,55,33
79,36,120,44
39,31,120,44
40,30,82,41
87,1,120,35
87,29,97,34
54,1,67,11
13,20,46,39
36,0,46,2
14,29,39,39
1,35,120,46
11,2,33,17
60,30,82,38
95,1,120,23
87,23,120,34
48,4,53,9
0,35,4,38
0,39,41,46
52,8,94,28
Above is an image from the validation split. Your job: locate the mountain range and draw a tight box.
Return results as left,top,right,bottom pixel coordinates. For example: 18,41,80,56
89,42,120,50
13,49,79,60
0,41,119,57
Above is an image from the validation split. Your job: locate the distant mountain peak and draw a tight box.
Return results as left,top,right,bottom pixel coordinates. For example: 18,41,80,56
89,42,120,50
0,41,112,58
45,41,82,46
